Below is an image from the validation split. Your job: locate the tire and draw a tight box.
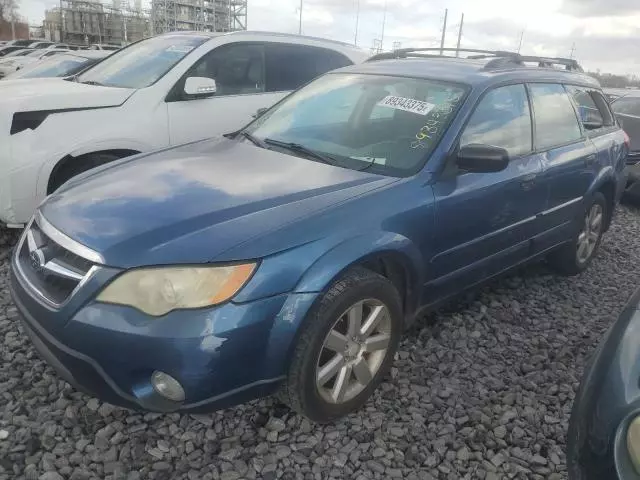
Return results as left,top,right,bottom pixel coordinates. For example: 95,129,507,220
49,153,120,193
547,192,607,276
278,267,402,423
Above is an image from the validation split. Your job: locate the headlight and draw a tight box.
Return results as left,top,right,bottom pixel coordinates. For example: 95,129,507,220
96,263,256,316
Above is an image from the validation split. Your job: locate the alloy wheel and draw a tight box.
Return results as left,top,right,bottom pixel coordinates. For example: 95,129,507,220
315,299,392,404
577,203,604,264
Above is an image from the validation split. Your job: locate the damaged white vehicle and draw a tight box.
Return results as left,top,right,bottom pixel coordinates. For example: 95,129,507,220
0,31,367,226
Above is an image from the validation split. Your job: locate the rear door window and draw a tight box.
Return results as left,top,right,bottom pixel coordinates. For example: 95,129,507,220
528,83,583,150
460,84,532,157
265,43,352,93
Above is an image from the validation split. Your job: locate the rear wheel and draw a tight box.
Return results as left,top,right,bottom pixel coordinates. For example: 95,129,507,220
278,267,402,423
547,192,607,276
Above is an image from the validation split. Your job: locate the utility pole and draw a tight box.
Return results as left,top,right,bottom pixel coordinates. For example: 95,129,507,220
354,0,360,46
517,30,524,53
439,8,448,55
298,0,302,34
455,13,464,56
380,0,387,52
569,42,576,59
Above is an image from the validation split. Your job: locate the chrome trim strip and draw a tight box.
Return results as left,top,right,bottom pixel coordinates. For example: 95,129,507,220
14,252,99,309
540,197,583,216
42,260,84,282
35,210,104,264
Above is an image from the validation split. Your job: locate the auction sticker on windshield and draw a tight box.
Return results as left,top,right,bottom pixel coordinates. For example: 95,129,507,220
378,96,436,116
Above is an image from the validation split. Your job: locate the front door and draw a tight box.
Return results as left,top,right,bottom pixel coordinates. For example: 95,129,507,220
167,43,284,145
426,83,546,304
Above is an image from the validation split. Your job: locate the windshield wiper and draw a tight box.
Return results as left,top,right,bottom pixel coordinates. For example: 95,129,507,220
79,80,105,86
236,131,270,149
264,138,337,166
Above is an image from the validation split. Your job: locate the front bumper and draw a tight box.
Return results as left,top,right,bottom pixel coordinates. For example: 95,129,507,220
567,288,640,479
10,265,319,412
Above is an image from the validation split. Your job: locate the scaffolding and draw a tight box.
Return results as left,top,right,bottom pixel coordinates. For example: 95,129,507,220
43,0,150,46
150,0,247,35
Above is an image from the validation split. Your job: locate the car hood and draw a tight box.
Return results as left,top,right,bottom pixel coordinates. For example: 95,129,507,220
41,138,397,268
0,78,134,111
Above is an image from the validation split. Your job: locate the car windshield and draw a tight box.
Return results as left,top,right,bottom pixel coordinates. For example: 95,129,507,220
8,54,92,79
26,50,45,57
77,34,209,89
243,73,468,177
6,49,33,57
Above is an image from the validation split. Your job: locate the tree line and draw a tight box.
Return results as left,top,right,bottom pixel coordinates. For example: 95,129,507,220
587,71,640,89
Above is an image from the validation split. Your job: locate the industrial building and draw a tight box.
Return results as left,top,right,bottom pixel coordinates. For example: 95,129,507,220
41,0,247,48
150,0,247,35
43,0,149,46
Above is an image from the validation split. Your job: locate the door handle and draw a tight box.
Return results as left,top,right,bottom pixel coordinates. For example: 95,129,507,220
585,154,597,166
520,173,537,190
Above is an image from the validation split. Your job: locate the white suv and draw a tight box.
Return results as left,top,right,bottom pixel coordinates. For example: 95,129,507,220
0,31,368,226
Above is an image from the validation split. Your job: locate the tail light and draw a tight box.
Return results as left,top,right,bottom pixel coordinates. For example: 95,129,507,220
624,130,631,150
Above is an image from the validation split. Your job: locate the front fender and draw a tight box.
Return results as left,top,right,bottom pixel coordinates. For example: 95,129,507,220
259,232,424,380
293,231,424,304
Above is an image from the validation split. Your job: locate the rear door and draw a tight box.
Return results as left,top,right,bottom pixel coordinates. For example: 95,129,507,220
529,83,598,253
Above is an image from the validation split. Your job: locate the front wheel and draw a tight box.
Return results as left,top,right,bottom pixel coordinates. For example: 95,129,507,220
278,267,402,423
547,192,607,276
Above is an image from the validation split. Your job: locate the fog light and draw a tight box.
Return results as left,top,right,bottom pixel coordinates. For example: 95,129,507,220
627,416,640,473
151,371,185,402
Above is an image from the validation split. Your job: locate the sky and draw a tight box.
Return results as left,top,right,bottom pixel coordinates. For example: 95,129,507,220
18,0,640,75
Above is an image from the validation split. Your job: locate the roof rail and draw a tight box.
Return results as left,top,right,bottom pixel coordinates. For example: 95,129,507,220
366,47,584,72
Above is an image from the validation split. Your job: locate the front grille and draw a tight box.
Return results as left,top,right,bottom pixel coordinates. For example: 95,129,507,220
627,152,640,165
16,220,94,306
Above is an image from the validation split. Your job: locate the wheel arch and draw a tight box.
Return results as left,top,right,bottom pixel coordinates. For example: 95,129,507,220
588,167,617,231
294,232,425,326
46,148,141,194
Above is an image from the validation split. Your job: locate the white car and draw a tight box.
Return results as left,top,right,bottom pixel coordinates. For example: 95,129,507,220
0,31,367,226
0,49,68,78
88,43,121,51
4,50,110,80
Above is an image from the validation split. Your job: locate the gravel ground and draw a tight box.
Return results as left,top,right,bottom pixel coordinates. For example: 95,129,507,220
2,205,640,480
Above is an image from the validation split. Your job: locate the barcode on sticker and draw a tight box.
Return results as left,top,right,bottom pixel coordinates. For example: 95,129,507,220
378,96,436,116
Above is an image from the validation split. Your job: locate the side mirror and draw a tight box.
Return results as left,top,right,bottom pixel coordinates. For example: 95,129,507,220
184,77,217,97
252,107,268,119
457,144,510,173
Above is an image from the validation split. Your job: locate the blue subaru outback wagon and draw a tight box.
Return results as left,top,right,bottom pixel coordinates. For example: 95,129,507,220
10,48,629,422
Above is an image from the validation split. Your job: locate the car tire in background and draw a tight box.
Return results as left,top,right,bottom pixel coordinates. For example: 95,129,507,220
278,267,402,423
547,192,607,276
